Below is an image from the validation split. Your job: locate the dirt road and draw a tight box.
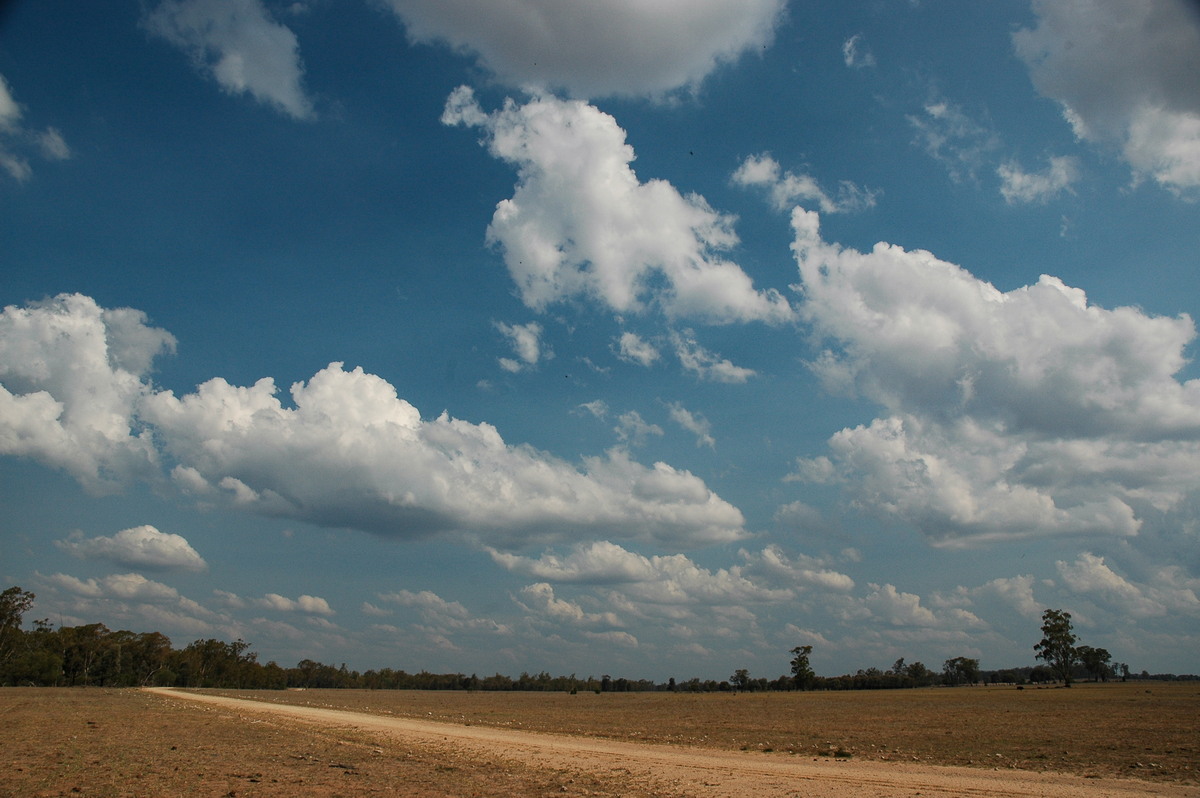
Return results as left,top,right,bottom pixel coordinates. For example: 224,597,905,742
146,688,1193,798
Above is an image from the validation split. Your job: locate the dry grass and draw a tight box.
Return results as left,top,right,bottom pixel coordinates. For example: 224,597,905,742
211,681,1200,784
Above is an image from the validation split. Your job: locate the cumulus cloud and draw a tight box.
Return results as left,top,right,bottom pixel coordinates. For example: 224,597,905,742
256,592,335,615
490,540,793,607
970,574,1041,619
0,294,746,550
790,208,1200,546
488,539,656,583
55,525,207,572
739,544,855,592
45,571,182,603
496,320,550,372
615,332,661,367
0,294,175,492
144,0,315,119
862,583,940,627
998,156,1079,204
0,74,70,182
146,364,745,548
443,87,795,325
517,582,623,629
1054,552,1200,621
1014,0,1200,191
377,588,508,634
733,153,877,213
378,0,786,98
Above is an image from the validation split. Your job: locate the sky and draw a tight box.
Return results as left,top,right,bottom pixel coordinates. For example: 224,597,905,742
2,0,1199,681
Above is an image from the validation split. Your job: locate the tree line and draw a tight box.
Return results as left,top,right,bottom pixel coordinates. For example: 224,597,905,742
2,588,1193,690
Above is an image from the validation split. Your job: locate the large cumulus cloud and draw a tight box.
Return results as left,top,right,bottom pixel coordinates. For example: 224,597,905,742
379,0,786,99
790,209,1200,546
0,294,175,492
1013,0,1200,191
0,294,745,549
146,363,744,547
443,87,795,326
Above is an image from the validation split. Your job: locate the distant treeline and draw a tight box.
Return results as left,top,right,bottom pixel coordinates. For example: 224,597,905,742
1,587,1195,690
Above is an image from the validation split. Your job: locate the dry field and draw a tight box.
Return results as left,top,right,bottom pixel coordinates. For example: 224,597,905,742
208,681,1199,781
2,682,1197,796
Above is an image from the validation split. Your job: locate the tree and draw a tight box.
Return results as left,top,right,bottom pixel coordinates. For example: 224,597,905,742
942,656,980,686
789,645,815,690
1077,646,1112,682
1034,608,1079,686
905,660,934,686
0,587,35,669
730,668,751,692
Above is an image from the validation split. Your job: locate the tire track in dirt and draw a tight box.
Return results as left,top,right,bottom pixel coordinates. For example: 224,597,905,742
145,688,1194,798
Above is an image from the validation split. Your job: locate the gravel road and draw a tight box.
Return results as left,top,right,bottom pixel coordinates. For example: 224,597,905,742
147,688,1194,798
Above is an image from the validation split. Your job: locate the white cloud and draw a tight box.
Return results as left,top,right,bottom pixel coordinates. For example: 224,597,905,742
0,74,20,130
739,544,855,592
672,330,756,383
36,128,71,161
665,401,715,449
998,156,1079,204
378,588,508,634
256,592,335,615
575,399,609,419
144,0,315,120
518,582,623,628
0,74,70,182
0,295,746,550
732,153,877,214
360,601,390,617
970,574,1041,619
1054,552,1200,620
1014,0,1200,191
790,208,1200,546
907,97,1001,183
862,583,939,627
841,34,875,69
443,87,795,325
488,540,657,583
55,525,207,572
615,332,660,367
378,0,786,98
46,571,181,603
0,294,175,492
614,410,663,447
145,363,745,548
491,540,792,606
496,320,550,372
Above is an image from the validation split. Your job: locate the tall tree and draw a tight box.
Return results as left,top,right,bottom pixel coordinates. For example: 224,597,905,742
0,587,36,683
1077,646,1113,682
1034,608,1079,686
942,656,980,686
790,645,815,690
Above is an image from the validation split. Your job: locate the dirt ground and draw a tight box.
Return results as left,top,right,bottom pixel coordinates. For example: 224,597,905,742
2,684,1197,797
202,681,1200,783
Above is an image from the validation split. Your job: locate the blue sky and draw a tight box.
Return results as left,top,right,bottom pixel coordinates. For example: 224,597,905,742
2,0,1199,680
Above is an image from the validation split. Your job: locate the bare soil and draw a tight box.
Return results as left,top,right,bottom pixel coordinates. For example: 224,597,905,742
203,681,1200,783
1,683,1196,797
